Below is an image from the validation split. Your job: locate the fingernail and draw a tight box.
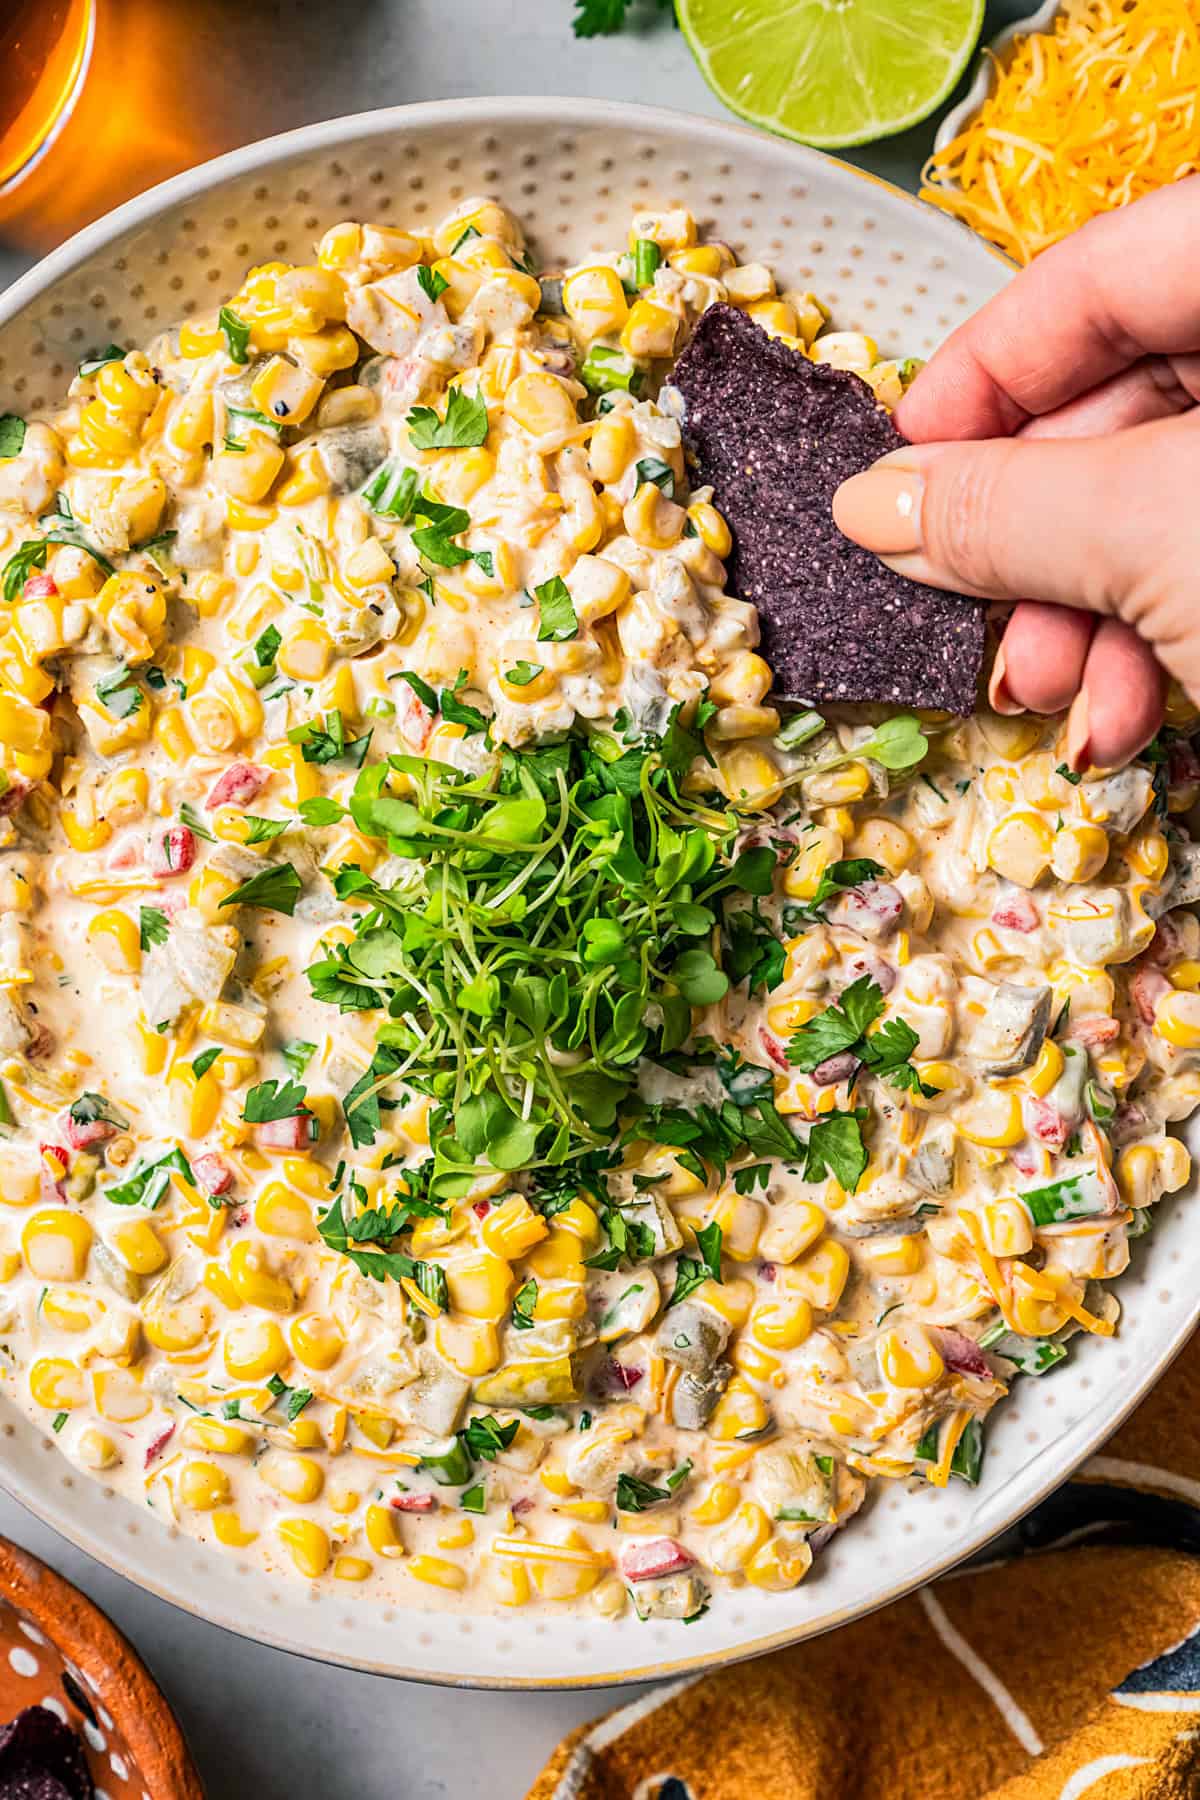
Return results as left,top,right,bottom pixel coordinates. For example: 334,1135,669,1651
1065,688,1091,772
987,642,1025,717
832,465,925,554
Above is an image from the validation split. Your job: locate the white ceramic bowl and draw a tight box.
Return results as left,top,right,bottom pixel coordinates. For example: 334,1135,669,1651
0,97,1192,1690
936,0,1062,154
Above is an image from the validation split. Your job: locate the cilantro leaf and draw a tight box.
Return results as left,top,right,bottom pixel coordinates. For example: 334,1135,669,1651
362,459,419,521
616,1472,670,1512
281,1040,316,1078
138,906,169,951
406,388,489,451
462,1415,519,1461
243,1079,308,1123
803,1108,869,1192
535,575,578,642
439,669,488,732
218,306,251,363
417,265,449,303
503,660,543,688
391,669,437,711
786,975,885,1070
220,862,302,916
1,540,47,603
0,415,25,458
634,456,676,499
242,816,290,845
511,1277,538,1331
191,1047,221,1079
76,346,125,378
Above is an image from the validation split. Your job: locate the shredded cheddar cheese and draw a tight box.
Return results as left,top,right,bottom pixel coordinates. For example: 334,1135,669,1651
921,0,1200,262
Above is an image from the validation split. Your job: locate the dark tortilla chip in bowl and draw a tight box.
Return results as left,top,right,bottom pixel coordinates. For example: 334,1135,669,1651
670,303,986,714
0,1707,92,1800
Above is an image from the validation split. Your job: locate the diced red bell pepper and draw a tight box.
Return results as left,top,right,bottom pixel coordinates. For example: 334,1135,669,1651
149,825,196,878
620,1538,694,1582
205,762,268,810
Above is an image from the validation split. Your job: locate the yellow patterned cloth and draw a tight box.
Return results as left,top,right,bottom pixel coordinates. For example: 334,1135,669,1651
530,1333,1200,1800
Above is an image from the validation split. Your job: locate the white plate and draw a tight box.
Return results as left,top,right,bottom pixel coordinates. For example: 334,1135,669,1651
936,0,1062,154
0,97,1191,1690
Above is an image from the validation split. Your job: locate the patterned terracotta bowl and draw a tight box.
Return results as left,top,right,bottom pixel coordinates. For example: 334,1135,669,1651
0,1535,203,1800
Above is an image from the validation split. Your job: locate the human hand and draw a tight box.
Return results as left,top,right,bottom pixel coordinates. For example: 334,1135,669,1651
831,177,1200,770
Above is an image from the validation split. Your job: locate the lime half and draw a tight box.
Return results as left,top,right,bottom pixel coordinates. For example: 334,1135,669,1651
678,0,986,149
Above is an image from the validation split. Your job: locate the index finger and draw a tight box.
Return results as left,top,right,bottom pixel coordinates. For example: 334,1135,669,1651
896,176,1200,443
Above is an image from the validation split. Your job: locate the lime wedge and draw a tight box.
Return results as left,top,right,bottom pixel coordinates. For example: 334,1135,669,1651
678,0,986,149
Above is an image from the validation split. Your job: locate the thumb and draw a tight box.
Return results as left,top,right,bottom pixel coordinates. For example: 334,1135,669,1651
831,414,1194,618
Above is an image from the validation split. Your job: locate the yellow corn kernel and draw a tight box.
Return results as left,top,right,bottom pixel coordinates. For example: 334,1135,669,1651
497,662,556,704
0,1157,34,1210
170,1065,221,1139
261,1451,325,1504
407,1554,467,1592
365,1502,406,1559
223,1317,289,1382
587,410,635,484
277,619,334,681
30,1358,86,1410
110,1218,167,1277
87,909,141,975
547,1198,603,1251
482,1553,531,1608
860,1233,923,1276
1169,960,1200,992
745,1535,813,1592
623,481,685,551
212,1510,258,1548
143,1298,211,1353
334,1556,371,1583
445,1251,513,1320
987,812,1053,889
75,1428,118,1471
708,1500,772,1575
708,1375,770,1442
185,1416,252,1456
524,1228,584,1283
956,1088,1025,1148
228,1240,295,1313
502,370,574,436
249,355,324,427
786,1239,850,1311
562,266,630,338
1155,990,1200,1050
254,1183,317,1243
1028,1038,1065,1099
434,1316,501,1378
151,707,193,765
679,500,730,560
277,1518,331,1579
620,296,679,359
749,1296,814,1350
480,1193,549,1260
289,325,358,377
58,803,111,853
41,1290,99,1335
747,298,799,338
976,1198,1036,1258
878,1324,945,1389
1051,823,1110,885
782,827,844,902
0,692,49,756
810,329,876,371
850,817,915,876
690,1479,740,1526
179,1460,232,1512
22,1210,92,1282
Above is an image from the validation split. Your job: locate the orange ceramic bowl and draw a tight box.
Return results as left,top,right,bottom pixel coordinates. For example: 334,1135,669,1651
0,1535,203,1800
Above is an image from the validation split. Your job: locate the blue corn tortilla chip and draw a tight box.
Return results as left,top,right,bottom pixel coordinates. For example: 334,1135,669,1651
0,1707,93,1800
670,303,985,714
